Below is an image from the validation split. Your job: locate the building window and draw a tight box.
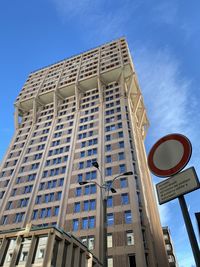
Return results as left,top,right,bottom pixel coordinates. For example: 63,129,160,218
124,210,132,224
4,239,16,263
74,202,81,213
77,174,83,182
121,193,129,205
120,178,127,188
166,244,172,251
80,151,85,157
35,196,41,204
86,159,97,168
81,237,87,246
118,152,125,160
107,234,113,248
59,178,64,186
82,218,88,229
76,187,82,196
90,199,96,210
46,208,51,217
24,185,33,194
168,255,175,263
119,141,124,148
14,212,25,223
106,167,112,176
90,184,96,194
83,201,89,211
107,257,113,267
107,213,114,226
54,206,59,216
79,162,84,169
89,216,95,228
107,196,113,207
106,155,112,163
86,170,97,180
7,201,13,210
126,231,134,245
32,210,38,220
2,215,8,225
88,236,95,250
18,238,31,263
0,191,5,199
106,144,111,151
40,209,46,218
73,219,79,231
34,236,48,262
81,141,86,148
39,183,45,190
163,234,168,241
119,164,126,173
118,131,123,138
57,191,62,200
105,135,111,141
20,198,29,207
84,185,90,195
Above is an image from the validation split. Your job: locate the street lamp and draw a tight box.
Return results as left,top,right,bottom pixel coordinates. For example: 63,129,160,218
79,161,133,267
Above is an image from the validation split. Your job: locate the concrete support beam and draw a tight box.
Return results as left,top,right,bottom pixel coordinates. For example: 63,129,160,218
43,231,55,267
33,99,37,123
14,106,19,130
56,91,65,101
25,235,37,267
54,92,58,117
75,85,81,110
65,243,73,267
73,246,80,267
97,77,104,103
0,238,8,264
133,94,142,114
9,236,22,267
139,108,146,130
80,251,86,267
36,97,45,106
127,74,135,96
55,239,65,267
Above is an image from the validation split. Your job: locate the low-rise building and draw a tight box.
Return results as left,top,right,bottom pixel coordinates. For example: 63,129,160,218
163,227,178,267
0,224,102,267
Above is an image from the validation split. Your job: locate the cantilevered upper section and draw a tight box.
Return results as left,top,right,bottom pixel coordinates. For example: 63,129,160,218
15,37,149,138
16,38,131,107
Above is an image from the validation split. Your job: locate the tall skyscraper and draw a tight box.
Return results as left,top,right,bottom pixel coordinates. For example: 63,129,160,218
0,38,169,267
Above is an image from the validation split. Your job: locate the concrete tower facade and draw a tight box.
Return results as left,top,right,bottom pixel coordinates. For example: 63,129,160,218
0,38,169,267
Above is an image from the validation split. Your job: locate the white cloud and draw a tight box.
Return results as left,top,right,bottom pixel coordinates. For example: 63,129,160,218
50,0,96,18
132,46,200,165
49,0,139,42
132,47,190,136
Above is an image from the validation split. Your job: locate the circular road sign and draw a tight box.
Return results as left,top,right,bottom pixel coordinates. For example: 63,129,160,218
148,133,192,178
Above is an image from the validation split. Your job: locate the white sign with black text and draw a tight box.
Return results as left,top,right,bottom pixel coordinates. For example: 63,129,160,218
156,167,200,204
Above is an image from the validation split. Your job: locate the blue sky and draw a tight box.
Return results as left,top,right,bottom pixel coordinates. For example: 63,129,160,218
0,1,199,266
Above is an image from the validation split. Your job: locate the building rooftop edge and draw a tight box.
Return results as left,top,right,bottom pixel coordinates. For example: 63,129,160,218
30,36,127,75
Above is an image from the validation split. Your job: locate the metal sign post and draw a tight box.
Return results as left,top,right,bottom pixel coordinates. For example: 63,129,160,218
148,133,200,267
178,195,200,265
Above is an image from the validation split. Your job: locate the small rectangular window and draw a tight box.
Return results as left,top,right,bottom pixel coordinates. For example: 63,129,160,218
107,213,114,226
126,231,134,245
124,210,132,224
107,234,113,248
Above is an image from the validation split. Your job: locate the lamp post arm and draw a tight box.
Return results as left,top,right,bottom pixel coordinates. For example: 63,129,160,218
87,180,104,189
112,174,123,184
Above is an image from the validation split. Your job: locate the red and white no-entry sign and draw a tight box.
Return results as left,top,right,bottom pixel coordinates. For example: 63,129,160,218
148,133,192,177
